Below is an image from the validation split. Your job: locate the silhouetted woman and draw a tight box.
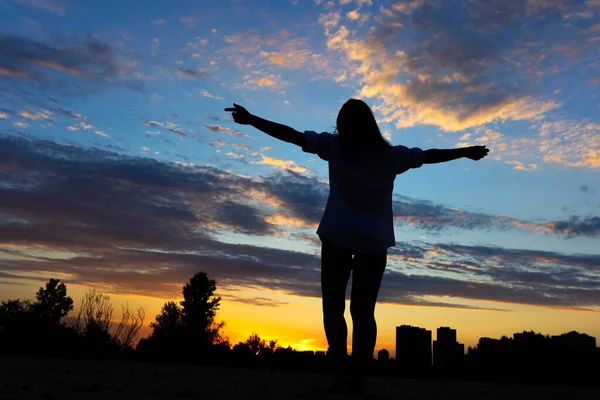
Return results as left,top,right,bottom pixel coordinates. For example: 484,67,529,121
225,99,488,395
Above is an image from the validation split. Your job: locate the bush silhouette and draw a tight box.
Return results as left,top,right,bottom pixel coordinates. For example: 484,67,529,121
0,279,77,356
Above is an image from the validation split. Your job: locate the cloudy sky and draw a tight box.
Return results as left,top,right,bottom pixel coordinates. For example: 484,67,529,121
1,0,599,356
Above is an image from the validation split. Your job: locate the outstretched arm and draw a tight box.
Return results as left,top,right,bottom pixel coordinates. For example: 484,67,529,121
423,146,489,164
225,103,304,147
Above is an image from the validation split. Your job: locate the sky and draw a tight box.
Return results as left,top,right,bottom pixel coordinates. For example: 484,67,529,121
0,0,599,357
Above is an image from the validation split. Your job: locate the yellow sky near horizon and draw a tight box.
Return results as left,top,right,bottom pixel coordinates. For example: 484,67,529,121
2,277,598,358
1,0,600,368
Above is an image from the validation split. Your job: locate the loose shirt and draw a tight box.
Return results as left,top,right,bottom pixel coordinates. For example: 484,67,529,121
302,131,424,254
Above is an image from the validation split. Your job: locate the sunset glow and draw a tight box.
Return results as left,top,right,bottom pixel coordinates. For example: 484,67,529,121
1,0,599,358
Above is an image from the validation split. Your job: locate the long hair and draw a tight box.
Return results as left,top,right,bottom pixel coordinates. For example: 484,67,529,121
335,99,390,153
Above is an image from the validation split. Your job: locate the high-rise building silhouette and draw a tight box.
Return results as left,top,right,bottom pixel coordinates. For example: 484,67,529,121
433,326,464,368
396,325,431,368
378,348,389,361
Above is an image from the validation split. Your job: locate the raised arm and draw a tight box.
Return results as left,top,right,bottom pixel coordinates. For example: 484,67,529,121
423,146,489,164
225,103,305,147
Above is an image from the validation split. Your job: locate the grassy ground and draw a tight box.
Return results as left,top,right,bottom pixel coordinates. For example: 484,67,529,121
1,355,599,400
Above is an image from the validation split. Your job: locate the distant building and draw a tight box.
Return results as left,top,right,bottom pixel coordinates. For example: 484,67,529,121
433,327,464,368
476,337,512,367
378,349,389,361
437,326,457,343
551,331,597,350
477,337,503,354
315,351,326,359
396,325,432,368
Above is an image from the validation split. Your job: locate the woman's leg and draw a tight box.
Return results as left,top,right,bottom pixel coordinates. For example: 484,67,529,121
320,238,353,379
349,251,387,381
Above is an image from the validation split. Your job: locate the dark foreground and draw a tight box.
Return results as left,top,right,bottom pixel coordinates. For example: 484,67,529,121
1,355,599,400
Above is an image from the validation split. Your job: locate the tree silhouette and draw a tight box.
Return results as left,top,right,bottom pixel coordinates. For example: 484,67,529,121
66,288,115,355
149,301,183,341
114,303,145,349
0,299,30,319
265,339,279,355
0,280,79,357
32,278,73,323
232,341,253,357
0,299,32,334
140,272,227,361
245,333,266,356
180,272,225,347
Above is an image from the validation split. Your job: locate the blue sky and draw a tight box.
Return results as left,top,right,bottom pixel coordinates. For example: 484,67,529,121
1,0,599,352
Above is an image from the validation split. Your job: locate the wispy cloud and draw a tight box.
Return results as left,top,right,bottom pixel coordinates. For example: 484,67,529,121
239,72,285,89
94,130,109,138
179,16,196,28
0,33,148,102
256,156,308,174
545,216,600,238
1,135,598,309
63,111,93,132
142,119,164,128
0,34,117,81
219,30,338,85
67,121,93,131
19,109,52,121
168,127,186,136
536,120,600,168
198,89,223,100
318,0,596,134
15,0,66,14
203,124,247,137
220,294,288,307
232,143,250,151
171,67,209,79
210,139,228,149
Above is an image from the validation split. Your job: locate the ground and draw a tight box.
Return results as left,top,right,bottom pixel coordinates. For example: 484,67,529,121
1,355,599,400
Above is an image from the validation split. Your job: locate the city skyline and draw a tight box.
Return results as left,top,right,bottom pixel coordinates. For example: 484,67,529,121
379,325,597,361
1,0,599,355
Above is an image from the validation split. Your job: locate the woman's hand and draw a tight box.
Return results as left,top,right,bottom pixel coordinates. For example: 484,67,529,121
464,145,489,161
224,103,252,125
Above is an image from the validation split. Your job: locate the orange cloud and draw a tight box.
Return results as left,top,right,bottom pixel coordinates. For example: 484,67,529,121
239,72,285,89
347,9,360,20
256,156,308,173
67,121,93,131
19,110,52,121
257,77,275,86
0,67,29,78
537,121,600,168
265,214,316,228
320,8,561,133
32,59,85,76
179,16,196,28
